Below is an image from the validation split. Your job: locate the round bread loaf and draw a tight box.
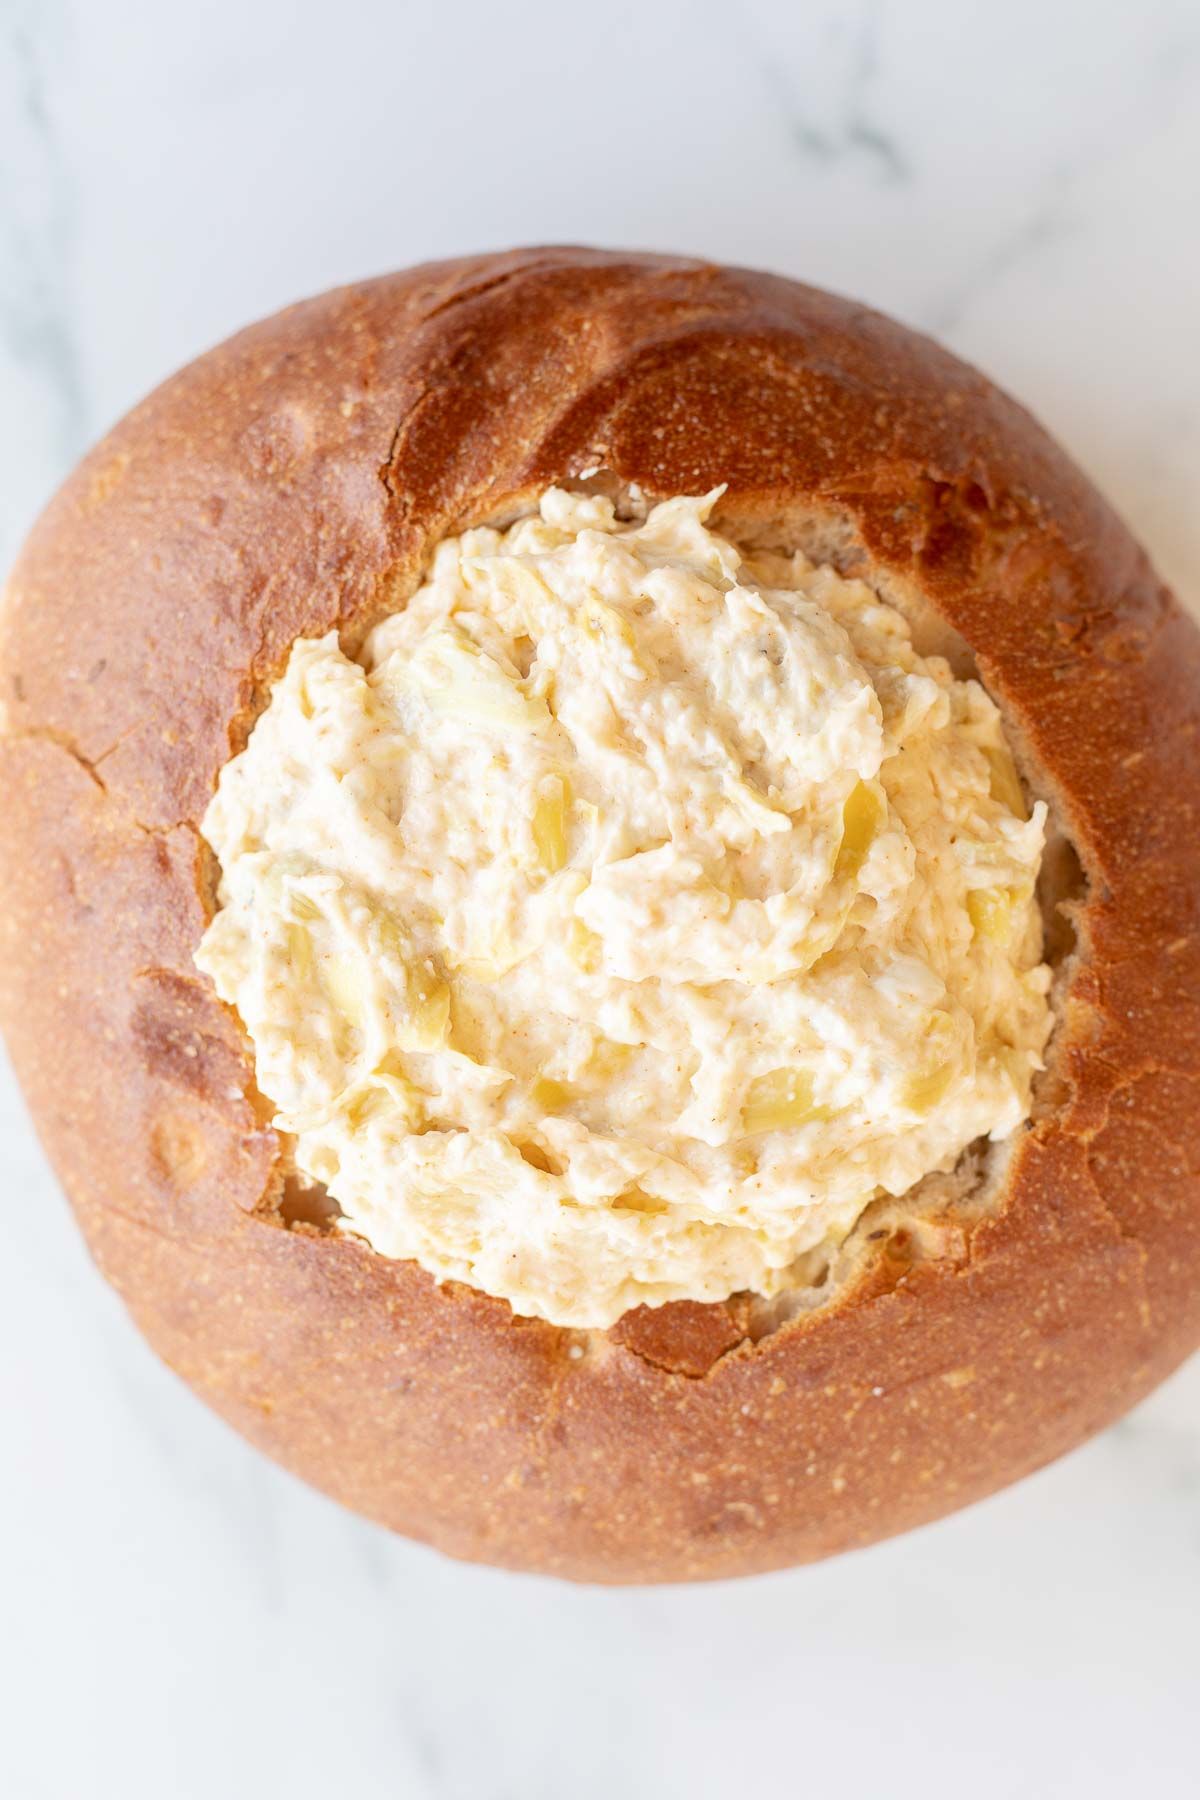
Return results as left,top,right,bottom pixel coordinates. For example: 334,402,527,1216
2,248,1198,1582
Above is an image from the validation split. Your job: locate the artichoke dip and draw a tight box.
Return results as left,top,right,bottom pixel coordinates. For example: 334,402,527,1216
196,489,1052,1328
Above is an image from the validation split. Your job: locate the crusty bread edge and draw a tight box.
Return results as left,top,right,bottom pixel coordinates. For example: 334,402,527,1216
2,248,1198,1581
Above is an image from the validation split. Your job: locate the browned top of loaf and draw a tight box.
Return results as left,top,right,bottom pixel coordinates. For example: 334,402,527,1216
2,247,1199,1582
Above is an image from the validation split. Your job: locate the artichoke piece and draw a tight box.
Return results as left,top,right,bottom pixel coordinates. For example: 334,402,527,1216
404,977,451,1052
835,780,886,880
723,774,791,837
403,628,548,732
742,1068,829,1135
902,1061,955,1115
531,1076,572,1112
589,1037,633,1078
478,557,556,616
284,923,313,981
565,914,602,973
287,889,323,923
574,593,636,648
532,776,570,873
984,745,1028,820
967,883,1030,945
342,1067,418,1131
322,954,371,1029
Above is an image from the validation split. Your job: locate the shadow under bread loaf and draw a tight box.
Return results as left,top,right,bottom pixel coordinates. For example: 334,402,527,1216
1,248,1197,1581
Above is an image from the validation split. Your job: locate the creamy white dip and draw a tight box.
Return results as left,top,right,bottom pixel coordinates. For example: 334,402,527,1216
196,489,1051,1327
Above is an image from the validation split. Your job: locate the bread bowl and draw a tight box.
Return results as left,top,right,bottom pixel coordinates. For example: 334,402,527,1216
2,246,1198,1582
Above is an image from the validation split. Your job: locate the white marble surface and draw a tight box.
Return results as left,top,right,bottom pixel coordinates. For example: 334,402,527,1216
2,1,1199,1794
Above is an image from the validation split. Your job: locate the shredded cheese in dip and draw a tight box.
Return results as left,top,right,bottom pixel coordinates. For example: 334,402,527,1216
196,489,1052,1328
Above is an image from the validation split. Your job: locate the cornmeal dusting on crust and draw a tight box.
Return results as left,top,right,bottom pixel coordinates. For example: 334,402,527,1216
195,489,1052,1328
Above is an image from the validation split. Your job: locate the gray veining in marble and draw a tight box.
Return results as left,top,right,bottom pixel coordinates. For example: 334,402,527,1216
0,0,86,571
756,1,911,183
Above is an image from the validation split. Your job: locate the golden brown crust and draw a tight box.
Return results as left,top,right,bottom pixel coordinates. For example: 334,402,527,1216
3,247,1199,1581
